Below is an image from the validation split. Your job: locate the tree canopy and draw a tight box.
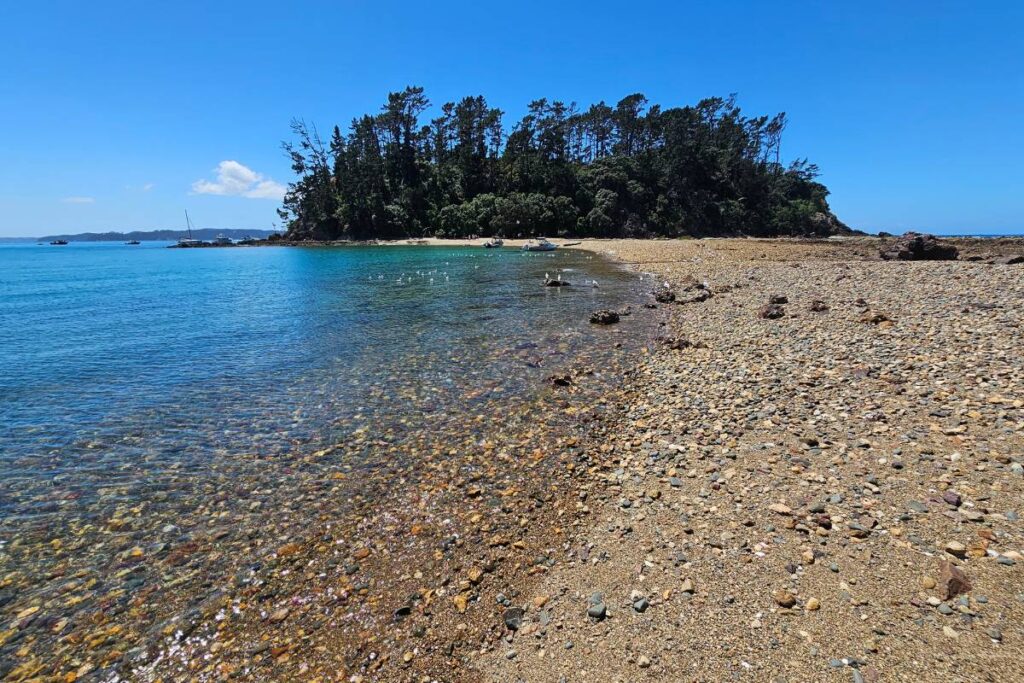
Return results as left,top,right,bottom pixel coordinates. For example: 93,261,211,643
279,88,848,240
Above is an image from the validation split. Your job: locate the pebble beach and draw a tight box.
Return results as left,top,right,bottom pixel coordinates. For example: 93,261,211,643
3,236,1023,683
479,237,1024,683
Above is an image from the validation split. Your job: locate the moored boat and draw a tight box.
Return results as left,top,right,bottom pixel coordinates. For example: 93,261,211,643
50,239,69,245
521,238,557,252
176,210,204,246
125,240,141,245
212,234,232,246
483,238,504,248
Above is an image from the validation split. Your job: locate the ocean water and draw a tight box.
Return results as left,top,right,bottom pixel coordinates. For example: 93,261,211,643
0,241,649,675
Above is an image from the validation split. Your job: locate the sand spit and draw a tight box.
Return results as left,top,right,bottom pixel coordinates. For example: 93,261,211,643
476,237,1024,682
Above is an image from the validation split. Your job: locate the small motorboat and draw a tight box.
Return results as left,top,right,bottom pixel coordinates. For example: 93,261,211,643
483,238,504,248
237,235,258,245
50,239,69,245
212,234,233,246
125,240,141,245
522,238,557,252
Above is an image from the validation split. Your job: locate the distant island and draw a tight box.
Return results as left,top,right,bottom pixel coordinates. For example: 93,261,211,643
0,228,276,243
279,88,852,241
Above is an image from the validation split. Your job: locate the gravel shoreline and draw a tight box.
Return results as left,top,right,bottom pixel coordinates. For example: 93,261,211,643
474,237,1024,682
11,237,1020,682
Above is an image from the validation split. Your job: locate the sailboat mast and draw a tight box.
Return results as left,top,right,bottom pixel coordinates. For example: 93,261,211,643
185,210,193,240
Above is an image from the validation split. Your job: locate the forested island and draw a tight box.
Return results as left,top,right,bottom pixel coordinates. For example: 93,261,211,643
279,88,851,241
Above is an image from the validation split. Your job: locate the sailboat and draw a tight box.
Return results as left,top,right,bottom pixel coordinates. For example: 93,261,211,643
177,210,203,247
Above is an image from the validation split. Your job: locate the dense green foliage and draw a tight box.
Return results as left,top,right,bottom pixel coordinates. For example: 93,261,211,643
279,88,846,240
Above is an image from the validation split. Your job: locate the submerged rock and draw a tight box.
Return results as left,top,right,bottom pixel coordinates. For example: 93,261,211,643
589,310,620,325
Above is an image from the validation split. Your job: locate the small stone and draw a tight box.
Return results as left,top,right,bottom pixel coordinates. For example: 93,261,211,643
268,607,289,623
942,491,962,507
921,576,936,590
938,561,972,600
503,607,525,631
637,655,651,669
773,590,796,608
633,597,649,613
944,541,967,559
587,602,607,620
680,578,695,594
805,597,820,611
453,594,469,613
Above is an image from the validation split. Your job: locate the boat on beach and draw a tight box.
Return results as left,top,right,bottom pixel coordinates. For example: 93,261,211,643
483,238,504,248
212,234,233,246
522,238,557,252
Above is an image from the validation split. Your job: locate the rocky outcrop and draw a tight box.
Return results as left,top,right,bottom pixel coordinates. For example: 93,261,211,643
880,232,958,261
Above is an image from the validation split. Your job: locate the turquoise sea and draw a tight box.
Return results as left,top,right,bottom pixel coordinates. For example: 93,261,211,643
0,241,649,677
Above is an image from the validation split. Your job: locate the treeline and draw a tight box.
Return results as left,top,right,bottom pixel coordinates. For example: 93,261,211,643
279,87,848,240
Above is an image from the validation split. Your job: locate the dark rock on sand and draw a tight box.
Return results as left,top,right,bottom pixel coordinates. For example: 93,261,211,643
994,255,1024,265
879,232,958,261
548,373,573,387
503,607,525,631
545,279,571,287
758,304,785,319
658,336,700,350
938,561,972,600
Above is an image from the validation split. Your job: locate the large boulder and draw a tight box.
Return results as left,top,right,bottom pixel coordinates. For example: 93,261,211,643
880,232,958,261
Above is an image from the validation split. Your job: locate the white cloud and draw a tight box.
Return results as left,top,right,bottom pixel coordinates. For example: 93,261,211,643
192,160,286,200
61,196,95,204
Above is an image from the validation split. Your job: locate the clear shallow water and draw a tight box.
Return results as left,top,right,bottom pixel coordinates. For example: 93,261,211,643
0,241,647,676
1,243,634,483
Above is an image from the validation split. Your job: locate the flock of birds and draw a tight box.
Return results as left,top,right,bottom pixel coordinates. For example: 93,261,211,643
360,251,616,288
359,252,669,293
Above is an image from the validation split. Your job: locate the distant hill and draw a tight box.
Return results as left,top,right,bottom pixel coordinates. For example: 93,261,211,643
0,228,276,243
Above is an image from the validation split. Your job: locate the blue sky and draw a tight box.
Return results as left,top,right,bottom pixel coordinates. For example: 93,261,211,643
1,0,1021,237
